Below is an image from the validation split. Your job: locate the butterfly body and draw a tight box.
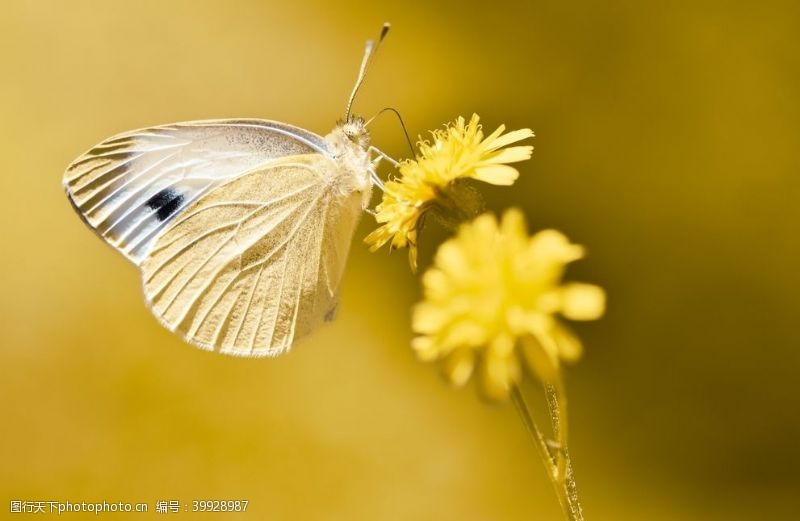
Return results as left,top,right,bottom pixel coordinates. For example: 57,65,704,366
322,117,374,208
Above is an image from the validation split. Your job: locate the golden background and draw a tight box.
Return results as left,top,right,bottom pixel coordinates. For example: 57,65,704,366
2,0,798,519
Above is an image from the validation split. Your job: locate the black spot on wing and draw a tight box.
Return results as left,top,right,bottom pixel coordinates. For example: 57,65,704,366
145,188,184,222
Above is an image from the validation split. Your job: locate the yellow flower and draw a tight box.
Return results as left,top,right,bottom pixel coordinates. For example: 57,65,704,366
411,209,605,400
365,114,534,271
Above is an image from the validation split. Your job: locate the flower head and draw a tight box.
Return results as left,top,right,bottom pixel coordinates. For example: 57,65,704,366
365,114,534,271
411,209,605,399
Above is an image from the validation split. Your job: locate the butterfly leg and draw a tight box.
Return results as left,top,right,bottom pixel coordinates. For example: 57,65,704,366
368,146,396,190
368,146,399,168
368,167,385,190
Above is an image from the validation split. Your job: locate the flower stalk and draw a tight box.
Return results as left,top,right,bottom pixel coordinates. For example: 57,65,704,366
511,384,584,521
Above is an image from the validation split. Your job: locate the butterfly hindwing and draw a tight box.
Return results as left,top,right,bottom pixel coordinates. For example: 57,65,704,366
140,154,363,357
63,119,329,263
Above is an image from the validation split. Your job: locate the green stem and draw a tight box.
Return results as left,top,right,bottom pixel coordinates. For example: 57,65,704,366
545,383,568,486
545,383,584,521
511,386,554,468
511,384,584,521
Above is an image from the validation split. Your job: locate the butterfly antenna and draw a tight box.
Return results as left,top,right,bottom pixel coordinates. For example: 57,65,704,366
366,107,415,156
344,22,391,121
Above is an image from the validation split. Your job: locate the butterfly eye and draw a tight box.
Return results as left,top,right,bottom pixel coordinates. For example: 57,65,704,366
339,117,370,147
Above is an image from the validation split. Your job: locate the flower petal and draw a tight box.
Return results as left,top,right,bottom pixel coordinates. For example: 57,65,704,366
435,239,472,278
439,320,488,349
408,236,419,272
529,229,585,263
480,348,520,400
480,123,506,148
364,227,392,251
479,145,534,165
443,348,476,387
472,164,520,185
412,336,439,361
412,302,451,334
560,283,606,320
500,208,527,238
484,128,534,151
519,334,560,383
551,321,583,362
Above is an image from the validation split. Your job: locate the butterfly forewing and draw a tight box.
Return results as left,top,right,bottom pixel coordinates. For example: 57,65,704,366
63,119,329,263
140,154,364,357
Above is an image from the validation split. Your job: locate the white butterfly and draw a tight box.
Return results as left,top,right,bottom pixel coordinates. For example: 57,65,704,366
64,25,396,357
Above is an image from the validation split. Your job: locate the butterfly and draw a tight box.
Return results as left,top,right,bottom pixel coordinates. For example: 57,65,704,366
63,24,397,358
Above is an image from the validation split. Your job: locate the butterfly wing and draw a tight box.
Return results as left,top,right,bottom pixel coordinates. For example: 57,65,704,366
63,119,329,263
140,154,363,357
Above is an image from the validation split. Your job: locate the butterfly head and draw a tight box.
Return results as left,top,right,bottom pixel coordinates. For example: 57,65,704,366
336,115,370,150
326,116,370,161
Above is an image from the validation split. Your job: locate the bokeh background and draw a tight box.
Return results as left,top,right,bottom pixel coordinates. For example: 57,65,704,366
2,1,798,519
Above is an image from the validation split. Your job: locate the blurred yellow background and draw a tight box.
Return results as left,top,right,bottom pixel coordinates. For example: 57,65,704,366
2,0,798,519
